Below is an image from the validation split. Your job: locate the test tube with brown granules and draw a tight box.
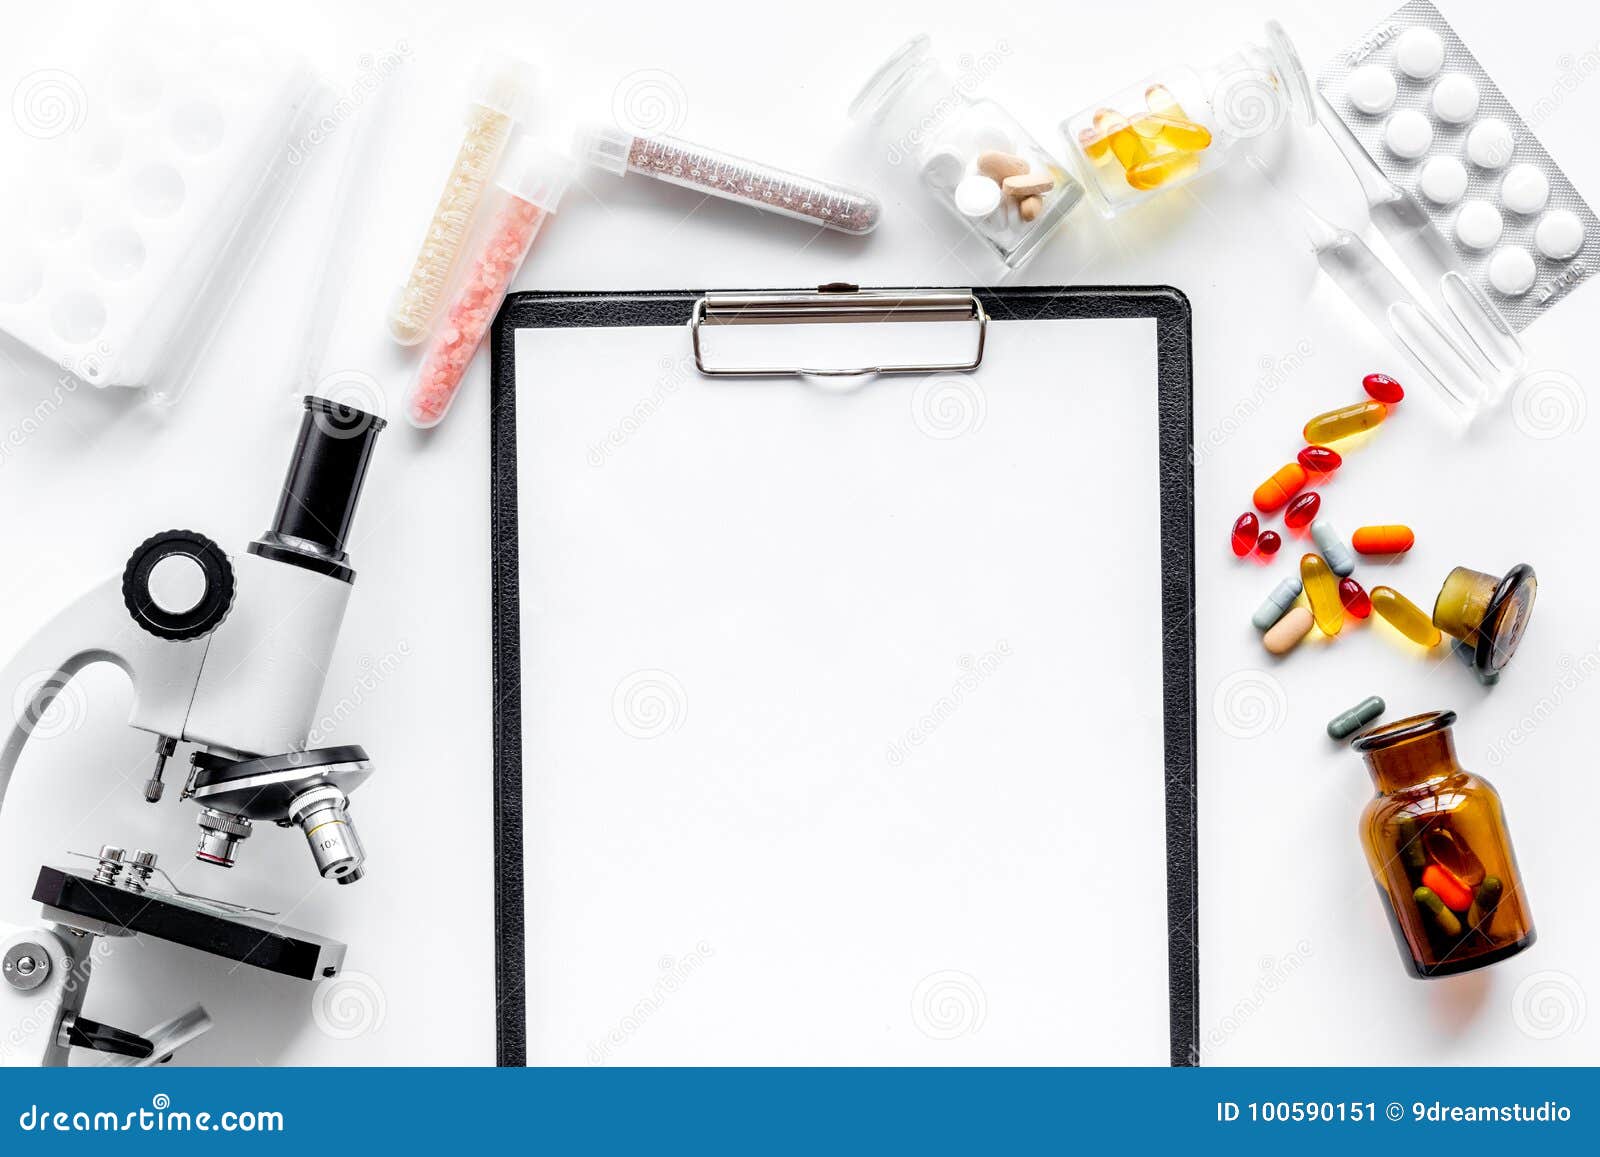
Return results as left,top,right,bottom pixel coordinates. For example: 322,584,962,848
579,125,881,235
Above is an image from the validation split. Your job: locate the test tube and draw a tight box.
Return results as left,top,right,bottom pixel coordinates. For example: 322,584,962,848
578,125,881,235
387,54,538,346
404,139,569,428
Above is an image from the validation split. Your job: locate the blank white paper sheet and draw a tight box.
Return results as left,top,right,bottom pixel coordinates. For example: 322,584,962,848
514,316,1173,1064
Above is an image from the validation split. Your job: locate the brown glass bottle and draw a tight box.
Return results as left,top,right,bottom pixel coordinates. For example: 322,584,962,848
1353,711,1535,978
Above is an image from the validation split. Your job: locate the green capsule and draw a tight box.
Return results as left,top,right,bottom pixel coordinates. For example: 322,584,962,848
1328,695,1386,740
1392,813,1427,871
1468,876,1503,932
1415,886,1463,937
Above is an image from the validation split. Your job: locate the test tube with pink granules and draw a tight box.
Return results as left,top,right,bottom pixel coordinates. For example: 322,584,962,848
404,140,569,428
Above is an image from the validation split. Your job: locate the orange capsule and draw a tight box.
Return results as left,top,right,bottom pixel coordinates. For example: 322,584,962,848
1352,525,1415,555
1252,463,1308,514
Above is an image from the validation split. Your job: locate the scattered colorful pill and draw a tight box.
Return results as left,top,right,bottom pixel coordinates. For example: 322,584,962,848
1283,492,1321,529
1301,553,1344,636
1338,577,1372,619
1252,462,1308,513
1256,531,1281,556
1263,605,1315,655
1327,694,1385,739
1362,373,1405,404
1310,521,1356,577
1371,586,1442,647
1298,445,1342,475
1352,525,1415,554
1231,512,1259,557
1422,863,1475,911
1303,400,1387,444
1251,576,1304,631
1414,886,1463,936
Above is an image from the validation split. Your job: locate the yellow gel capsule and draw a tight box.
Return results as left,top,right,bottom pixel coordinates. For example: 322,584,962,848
1131,114,1213,152
1126,150,1203,190
1371,586,1442,647
1145,83,1189,120
1095,110,1148,170
1080,108,1119,160
1300,553,1344,636
1303,401,1387,444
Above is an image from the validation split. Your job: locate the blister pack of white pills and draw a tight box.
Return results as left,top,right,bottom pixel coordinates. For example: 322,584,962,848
1319,0,1597,331
0,12,320,402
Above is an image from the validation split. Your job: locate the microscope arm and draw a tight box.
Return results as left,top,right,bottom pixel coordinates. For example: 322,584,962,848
0,573,207,812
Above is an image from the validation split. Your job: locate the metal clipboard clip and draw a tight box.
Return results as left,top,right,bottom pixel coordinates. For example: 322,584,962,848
689,283,988,378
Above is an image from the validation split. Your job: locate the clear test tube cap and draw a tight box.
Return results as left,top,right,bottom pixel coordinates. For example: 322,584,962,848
498,136,573,213
574,123,634,177
470,51,539,124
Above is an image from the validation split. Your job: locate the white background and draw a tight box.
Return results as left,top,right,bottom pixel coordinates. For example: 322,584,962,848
1,0,1597,1065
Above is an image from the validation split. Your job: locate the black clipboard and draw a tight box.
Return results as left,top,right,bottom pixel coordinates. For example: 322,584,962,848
488,285,1197,1066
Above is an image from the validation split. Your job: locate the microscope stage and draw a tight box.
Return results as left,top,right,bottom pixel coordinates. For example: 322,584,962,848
32,866,347,981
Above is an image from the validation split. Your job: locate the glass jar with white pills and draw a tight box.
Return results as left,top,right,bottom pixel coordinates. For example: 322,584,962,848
1059,21,1315,215
850,36,1083,269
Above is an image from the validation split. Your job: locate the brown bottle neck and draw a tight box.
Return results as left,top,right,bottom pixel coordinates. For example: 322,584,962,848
1363,729,1460,792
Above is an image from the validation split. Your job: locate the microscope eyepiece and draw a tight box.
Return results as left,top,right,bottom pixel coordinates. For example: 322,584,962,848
249,396,386,582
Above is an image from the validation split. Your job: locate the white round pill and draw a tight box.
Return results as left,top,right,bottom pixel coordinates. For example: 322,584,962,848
920,149,966,191
1418,155,1469,205
1384,109,1433,159
1454,200,1503,250
1347,64,1398,115
1499,164,1550,215
1466,118,1516,169
1395,28,1446,79
954,173,1002,218
1431,73,1479,123
1535,208,1585,259
1487,246,1537,295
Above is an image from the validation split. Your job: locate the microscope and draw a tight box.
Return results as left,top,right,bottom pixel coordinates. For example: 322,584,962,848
0,397,385,1066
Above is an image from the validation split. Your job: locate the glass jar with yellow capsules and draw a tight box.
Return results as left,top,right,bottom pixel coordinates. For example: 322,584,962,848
1352,711,1535,978
1061,22,1314,216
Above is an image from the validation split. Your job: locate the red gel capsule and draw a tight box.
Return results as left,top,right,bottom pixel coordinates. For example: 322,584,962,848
1363,373,1404,404
1283,491,1321,530
1256,530,1282,556
1338,577,1371,619
1298,445,1342,475
1231,512,1259,557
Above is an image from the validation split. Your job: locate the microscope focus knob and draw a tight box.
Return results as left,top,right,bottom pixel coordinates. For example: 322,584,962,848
122,530,236,642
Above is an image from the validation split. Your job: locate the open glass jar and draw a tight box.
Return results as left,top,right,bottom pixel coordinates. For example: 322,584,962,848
1060,21,1314,216
850,36,1083,269
1352,711,1535,978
